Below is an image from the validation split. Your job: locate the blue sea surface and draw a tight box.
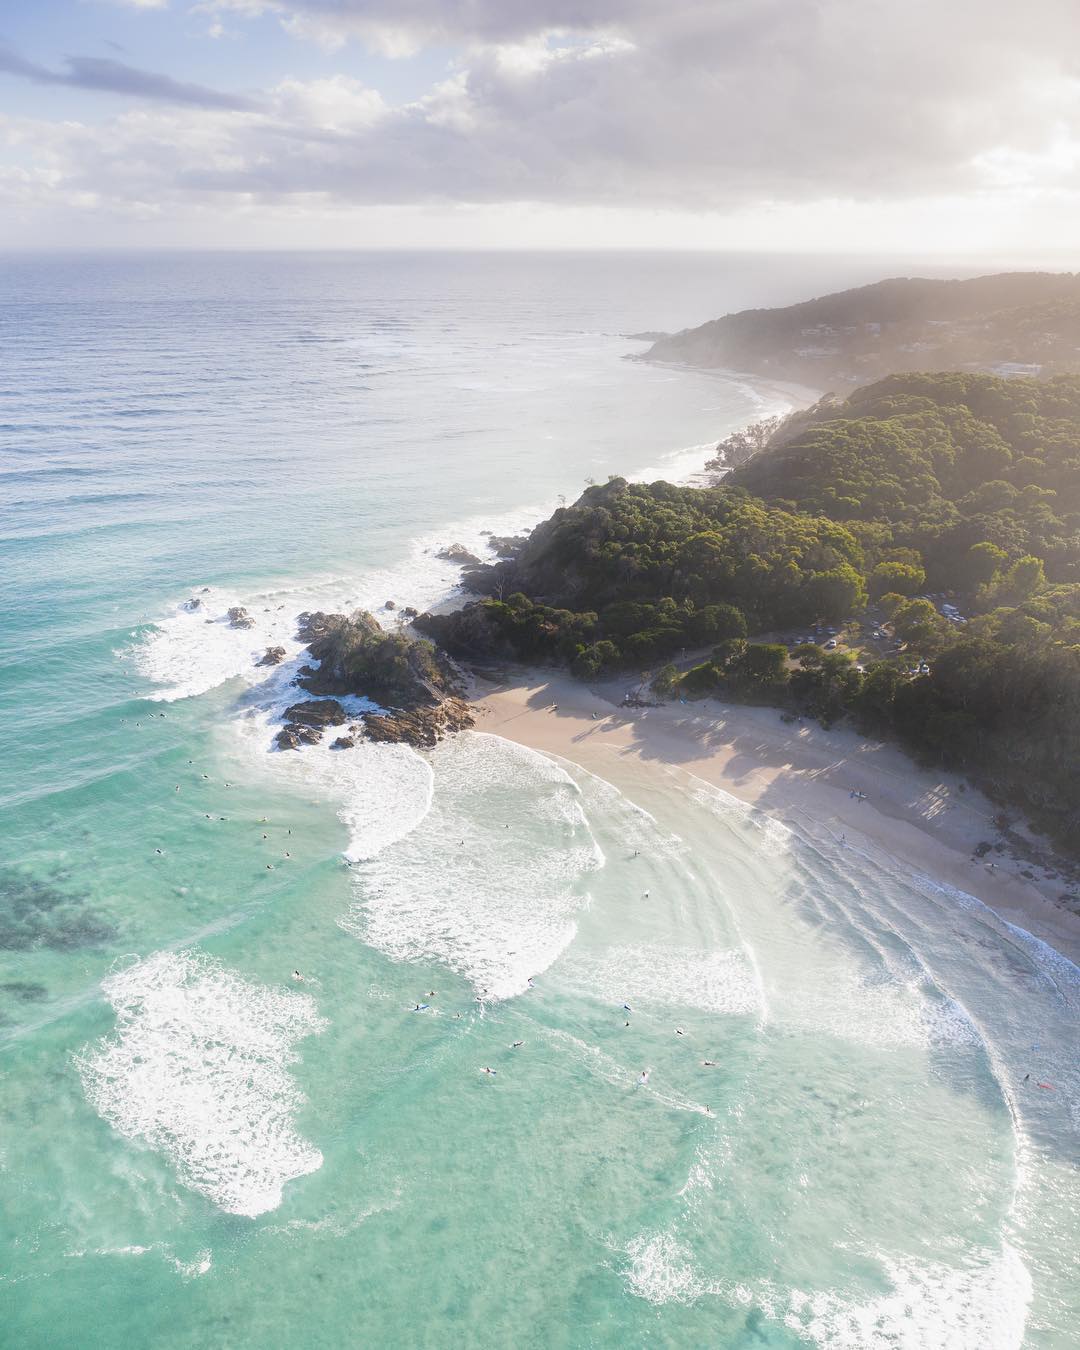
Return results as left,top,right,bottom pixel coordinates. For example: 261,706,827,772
1,251,1076,1348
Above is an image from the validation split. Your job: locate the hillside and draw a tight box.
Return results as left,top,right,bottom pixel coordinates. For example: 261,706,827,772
418,373,1080,847
645,272,1080,388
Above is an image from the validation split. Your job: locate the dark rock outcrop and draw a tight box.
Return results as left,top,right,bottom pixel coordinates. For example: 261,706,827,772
282,610,471,749
361,697,474,748
282,699,347,728
182,597,203,612
487,534,528,559
296,609,373,645
275,724,323,750
228,606,256,629
437,543,483,566
257,646,287,667
384,599,396,610
401,606,419,618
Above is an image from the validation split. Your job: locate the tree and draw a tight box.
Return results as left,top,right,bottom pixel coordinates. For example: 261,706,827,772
651,663,680,698
869,560,926,599
892,598,951,654
685,603,747,645
999,555,1047,603
957,541,1007,591
804,564,867,621
730,643,788,686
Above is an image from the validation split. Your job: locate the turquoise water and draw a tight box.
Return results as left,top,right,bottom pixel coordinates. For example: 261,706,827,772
1,252,1077,1348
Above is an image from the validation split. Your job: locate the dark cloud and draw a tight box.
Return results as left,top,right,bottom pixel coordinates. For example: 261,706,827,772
0,45,258,110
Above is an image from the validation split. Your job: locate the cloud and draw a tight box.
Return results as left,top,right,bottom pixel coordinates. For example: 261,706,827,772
3,0,1080,243
0,46,257,110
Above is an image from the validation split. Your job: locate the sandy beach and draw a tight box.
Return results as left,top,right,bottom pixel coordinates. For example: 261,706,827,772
472,669,1080,965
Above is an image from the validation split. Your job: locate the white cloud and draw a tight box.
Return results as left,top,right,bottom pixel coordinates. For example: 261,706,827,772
4,0,1080,248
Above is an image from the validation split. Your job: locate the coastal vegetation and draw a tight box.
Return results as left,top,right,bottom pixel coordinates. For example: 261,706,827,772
417,372,1080,846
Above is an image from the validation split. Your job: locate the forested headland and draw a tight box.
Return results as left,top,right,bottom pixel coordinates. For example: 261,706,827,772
417,372,1080,849
644,272,1080,388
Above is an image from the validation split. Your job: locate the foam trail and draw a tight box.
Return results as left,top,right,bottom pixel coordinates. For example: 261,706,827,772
343,733,603,999
78,951,326,1217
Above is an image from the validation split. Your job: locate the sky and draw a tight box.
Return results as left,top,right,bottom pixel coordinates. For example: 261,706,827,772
1,0,1079,252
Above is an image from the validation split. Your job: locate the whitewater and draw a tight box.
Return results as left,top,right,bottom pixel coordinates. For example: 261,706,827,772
1,251,1076,1349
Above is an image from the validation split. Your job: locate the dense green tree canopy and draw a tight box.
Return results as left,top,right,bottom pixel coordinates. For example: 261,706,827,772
418,373,1080,848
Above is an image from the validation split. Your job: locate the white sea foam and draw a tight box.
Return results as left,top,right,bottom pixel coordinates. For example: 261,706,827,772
558,943,760,1018
227,699,435,862
77,950,327,1217
776,1243,1032,1350
342,732,603,999
625,1228,1031,1349
130,494,550,706
625,1230,706,1306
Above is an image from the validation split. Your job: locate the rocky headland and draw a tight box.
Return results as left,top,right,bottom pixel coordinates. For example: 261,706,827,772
274,609,473,750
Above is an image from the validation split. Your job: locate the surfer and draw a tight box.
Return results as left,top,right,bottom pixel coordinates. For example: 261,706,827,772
511,1040,524,1048
675,1028,685,1035
482,1067,497,1076
292,971,303,981
703,1060,717,1067
638,1070,649,1086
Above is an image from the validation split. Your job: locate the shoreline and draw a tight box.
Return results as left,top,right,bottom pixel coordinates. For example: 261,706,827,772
468,669,1080,966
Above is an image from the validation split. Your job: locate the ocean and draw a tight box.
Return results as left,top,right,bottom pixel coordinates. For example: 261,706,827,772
1,250,1077,1348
